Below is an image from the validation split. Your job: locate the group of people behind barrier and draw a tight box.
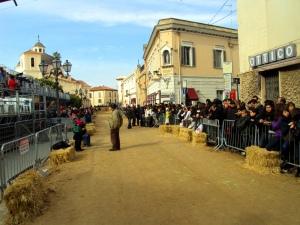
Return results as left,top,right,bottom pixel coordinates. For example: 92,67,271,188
121,96,300,177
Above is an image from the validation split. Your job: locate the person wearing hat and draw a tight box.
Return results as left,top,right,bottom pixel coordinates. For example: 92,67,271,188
108,103,123,151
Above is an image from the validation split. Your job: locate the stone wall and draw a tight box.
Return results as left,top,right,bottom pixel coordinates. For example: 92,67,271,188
280,69,300,107
239,71,260,103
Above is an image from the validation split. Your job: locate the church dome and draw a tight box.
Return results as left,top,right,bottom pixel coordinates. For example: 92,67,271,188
33,41,45,48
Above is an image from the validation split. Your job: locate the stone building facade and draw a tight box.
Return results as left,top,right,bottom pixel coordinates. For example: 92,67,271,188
237,0,300,106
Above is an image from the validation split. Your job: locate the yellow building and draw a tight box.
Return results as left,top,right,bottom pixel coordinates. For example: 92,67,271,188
15,40,89,97
135,64,147,105
89,86,118,106
143,18,239,104
237,0,300,105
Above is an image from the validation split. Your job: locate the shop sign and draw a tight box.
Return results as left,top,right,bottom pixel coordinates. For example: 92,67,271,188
224,73,232,91
249,44,296,68
19,138,30,155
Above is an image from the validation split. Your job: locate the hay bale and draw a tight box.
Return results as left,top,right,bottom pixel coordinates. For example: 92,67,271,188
179,128,193,142
159,124,167,134
49,145,76,166
86,123,96,135
170,125,180,136
159,125,172,134
192,132,207,145
4,170,47,225
245,146,281,174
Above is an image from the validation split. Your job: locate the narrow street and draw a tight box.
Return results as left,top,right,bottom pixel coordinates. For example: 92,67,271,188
29,112,300,225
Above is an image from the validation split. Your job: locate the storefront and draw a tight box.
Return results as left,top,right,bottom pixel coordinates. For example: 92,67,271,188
240,42,300,105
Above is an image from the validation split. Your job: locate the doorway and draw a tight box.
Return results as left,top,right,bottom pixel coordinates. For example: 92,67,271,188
263,70,279,102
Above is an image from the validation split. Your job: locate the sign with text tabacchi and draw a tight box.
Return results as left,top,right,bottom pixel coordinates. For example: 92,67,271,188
19,138,30,155
249,44,296,68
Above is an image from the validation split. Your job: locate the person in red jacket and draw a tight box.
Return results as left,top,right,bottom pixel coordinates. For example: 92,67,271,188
7,75,17,96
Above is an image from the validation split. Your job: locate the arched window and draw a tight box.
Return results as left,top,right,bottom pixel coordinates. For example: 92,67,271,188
163,50,170,65
31,58,35,67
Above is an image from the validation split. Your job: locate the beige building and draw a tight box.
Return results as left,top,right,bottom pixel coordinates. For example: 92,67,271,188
143,18,239,104
89,86,118,106
15,40,89,97
135,64,147,105
237,0,300,105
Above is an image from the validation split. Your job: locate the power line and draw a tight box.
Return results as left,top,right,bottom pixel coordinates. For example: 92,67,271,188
0,0,38,12
208,0,230,24
211,9,236,25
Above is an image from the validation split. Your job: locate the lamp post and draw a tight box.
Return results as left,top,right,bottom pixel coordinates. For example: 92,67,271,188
75,88,86,107
39,58,72,118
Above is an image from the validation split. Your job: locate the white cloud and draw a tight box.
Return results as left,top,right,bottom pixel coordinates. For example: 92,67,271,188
14,0,236,28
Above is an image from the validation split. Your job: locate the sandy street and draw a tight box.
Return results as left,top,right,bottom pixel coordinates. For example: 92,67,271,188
28,112,300,225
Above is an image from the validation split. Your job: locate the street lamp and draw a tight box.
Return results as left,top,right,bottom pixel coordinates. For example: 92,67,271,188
75,88,85,107
39,58,72,117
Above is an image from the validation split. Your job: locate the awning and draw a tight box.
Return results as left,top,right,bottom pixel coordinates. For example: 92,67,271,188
187,88,199,101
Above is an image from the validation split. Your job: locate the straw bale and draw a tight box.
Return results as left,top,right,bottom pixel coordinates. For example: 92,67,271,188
85,124,96,136
179,128,193,142
192,132,207,145
170,125,180,136
159,125,167,134
159,125,172,134
3,170,47,225
244,146,281,174
49,145,76,166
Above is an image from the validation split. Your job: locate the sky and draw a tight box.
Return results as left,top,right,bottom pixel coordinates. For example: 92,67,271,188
0,0,237,88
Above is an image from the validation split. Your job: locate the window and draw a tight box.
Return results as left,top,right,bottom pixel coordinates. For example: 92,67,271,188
213,49,226,68
31,58,35,67
89,93,92,98
181,46,196,66
98,99,102,104
109,92,112,97
163,50,171,65
98,92,101,98
39,48,42,53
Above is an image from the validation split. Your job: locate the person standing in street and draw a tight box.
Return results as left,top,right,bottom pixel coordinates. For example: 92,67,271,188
109,103,123,151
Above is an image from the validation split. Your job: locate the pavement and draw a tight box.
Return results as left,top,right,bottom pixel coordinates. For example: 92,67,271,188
3,111,300,225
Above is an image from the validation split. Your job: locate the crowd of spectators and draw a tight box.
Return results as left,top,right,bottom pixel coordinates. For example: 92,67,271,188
123,96,300,176
0,67,28,97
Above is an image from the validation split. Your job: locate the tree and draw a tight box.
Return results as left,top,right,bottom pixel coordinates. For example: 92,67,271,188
69,94,82,108
52,52,61,60
38,78,63,92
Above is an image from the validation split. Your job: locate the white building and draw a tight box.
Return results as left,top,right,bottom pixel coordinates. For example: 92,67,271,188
116,73,137,106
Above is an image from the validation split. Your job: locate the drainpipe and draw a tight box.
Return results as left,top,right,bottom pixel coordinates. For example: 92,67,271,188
177,31,182,104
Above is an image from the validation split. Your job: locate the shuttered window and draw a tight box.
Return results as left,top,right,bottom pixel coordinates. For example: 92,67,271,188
181,46,196,67
213,49,226,68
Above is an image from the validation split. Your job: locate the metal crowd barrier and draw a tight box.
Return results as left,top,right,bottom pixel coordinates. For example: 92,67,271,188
286,137,300,168
0,123,68,197
0,134,36,189
202,118,221,149
14,119,35,138
0,123,15,147
221,120,258,152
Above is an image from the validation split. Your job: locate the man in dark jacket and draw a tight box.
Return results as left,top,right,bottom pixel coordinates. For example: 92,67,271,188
125,105,134,129
109,103,123,151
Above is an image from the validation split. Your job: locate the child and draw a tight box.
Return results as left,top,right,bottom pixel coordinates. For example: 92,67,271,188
82,128,91,147
72,116,85,151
